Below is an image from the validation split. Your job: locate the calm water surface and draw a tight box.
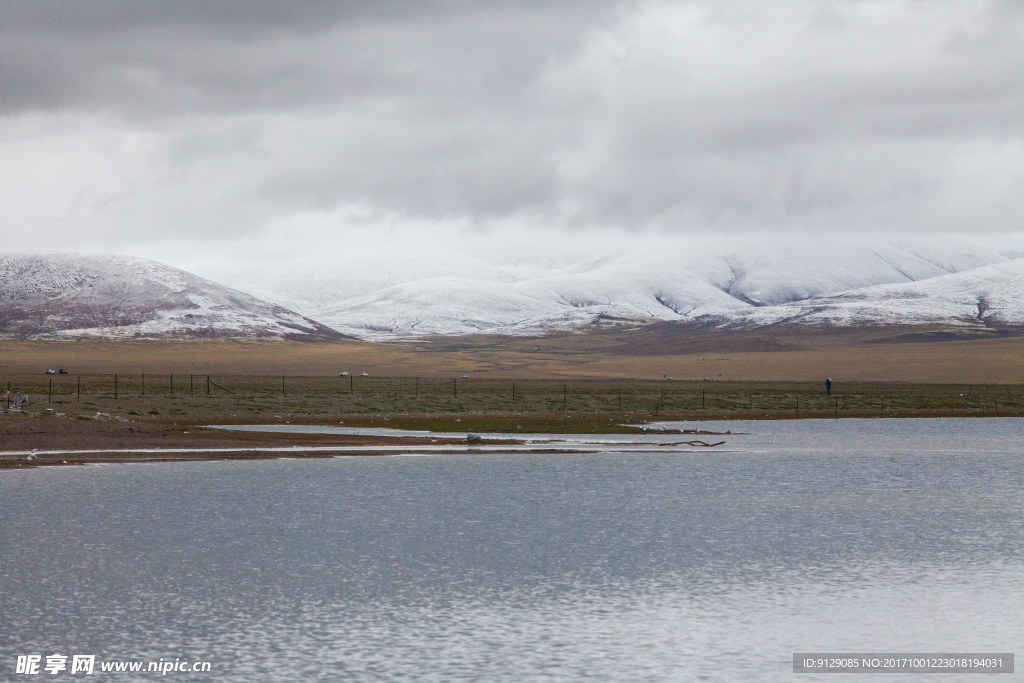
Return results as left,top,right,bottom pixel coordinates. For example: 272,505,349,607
1,418,1022,681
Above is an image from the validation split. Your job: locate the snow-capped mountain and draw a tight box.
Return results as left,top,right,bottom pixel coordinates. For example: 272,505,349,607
5,238,1022,341
210,236,1019,339
736,256,1024,329
0,252,337,338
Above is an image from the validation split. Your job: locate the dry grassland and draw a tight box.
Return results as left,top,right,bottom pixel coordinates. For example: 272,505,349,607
1,329,1022,437
4,329,1020,465
2,328,1023,383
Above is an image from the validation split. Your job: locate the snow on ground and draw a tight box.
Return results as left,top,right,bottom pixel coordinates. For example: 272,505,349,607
4,237,1022,340
209,236,1017,339
739,256,1024,328
0,252,332,338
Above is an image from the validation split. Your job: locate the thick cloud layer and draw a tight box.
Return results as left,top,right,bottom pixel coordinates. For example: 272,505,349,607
1,0,1022,268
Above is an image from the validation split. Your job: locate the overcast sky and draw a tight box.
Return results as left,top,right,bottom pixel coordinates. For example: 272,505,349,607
1,0,1022,270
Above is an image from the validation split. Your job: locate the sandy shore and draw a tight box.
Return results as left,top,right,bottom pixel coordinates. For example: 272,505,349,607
0,413,726,469
0,415,483,469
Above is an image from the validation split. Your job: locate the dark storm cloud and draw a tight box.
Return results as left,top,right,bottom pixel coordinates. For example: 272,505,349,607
0,0,1022,257
0,0,605,115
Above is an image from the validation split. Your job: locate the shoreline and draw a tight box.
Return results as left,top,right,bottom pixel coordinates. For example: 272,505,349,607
0,446,587,470
1,442,745,470
4,409,1021,470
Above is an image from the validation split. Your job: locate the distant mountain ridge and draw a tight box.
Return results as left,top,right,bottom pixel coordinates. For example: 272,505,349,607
3,239,1023,341
732,256,1024,330
212,236,1021,339
0,252,338,339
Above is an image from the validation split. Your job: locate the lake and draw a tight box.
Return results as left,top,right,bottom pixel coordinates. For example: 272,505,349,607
2,418,1022,680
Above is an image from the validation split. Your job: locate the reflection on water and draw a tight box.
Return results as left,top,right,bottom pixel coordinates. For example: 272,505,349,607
2,419,1022,681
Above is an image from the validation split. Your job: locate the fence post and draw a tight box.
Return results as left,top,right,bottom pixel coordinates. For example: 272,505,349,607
207,376,210,395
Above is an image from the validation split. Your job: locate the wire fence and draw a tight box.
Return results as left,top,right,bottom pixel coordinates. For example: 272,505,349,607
3,373,1022,417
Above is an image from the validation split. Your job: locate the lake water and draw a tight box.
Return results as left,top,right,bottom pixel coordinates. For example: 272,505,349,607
2,418,1022,680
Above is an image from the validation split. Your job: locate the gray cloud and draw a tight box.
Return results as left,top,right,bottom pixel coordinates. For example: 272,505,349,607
0,1,603,115
0,0,1022,263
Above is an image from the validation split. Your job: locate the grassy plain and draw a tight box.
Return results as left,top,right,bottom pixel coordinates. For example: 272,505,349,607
2,328,1023,457
3,360,1023,434
2,326,1024,383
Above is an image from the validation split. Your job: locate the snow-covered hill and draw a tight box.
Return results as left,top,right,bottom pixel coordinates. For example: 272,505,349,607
210,236,1018,339
6,238,1022,341
736,256,1024,329
0,252,337,338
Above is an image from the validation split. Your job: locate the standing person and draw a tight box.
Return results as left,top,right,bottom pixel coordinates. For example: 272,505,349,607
826,378,832,396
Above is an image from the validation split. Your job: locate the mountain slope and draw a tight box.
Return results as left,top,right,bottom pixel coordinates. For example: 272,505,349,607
734,256,1024,329
6,239,1020,343
211,237,1013,339
0,252,338,338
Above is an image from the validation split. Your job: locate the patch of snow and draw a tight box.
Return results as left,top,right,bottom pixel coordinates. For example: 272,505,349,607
6,239,1023,341
210,235,1016,338
0,251,334,338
